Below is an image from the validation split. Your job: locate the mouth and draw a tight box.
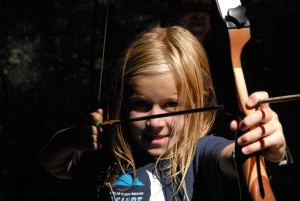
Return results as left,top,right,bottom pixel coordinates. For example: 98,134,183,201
190,19,204,24
143,134,170,146
145,134,169,140
189,21,206,28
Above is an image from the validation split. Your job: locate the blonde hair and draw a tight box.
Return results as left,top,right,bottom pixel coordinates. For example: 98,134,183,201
107,26,216,199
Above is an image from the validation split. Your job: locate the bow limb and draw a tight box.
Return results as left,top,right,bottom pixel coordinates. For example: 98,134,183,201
229,28,250,112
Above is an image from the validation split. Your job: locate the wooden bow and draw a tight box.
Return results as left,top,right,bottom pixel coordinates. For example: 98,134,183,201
211,1,275,200
229,26,276,201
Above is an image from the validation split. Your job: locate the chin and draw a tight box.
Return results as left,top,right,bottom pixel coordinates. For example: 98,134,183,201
145,148,165,157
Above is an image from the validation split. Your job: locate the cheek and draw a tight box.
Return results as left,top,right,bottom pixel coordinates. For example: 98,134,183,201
180,14,192,24
129,120,146,138
177,117,185,135
169,116,185,134
129,110,143,118
129,111,146,128
204,15,211,24
130,121,144,129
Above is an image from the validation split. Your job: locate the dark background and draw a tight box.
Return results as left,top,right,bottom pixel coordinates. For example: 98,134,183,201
0,0,299,200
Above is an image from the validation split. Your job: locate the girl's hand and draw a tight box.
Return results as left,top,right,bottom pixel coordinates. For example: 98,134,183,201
230,92,286,163
74,109,104,150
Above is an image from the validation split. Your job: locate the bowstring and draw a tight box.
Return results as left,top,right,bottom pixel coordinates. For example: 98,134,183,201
98,7,109,109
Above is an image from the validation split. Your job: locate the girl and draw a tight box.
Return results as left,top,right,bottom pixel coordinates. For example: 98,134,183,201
39,26,287,201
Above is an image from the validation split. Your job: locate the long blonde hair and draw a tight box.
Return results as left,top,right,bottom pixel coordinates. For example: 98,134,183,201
107,26,216,198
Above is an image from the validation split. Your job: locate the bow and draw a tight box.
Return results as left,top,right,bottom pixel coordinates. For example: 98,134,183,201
212,0,275,200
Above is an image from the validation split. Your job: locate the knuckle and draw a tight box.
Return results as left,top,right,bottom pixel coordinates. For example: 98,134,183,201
92,142,98,150
272,111,279,120
241,118,252,130
262,91,269,98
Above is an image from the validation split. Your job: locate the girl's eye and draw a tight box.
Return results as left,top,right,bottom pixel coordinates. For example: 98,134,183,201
130,100,151,112
165,102,178,109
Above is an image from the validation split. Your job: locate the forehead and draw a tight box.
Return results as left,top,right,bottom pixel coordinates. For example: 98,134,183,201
130,73,179,94
134,73,177,87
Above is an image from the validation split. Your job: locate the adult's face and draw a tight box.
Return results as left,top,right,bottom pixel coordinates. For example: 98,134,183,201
177,0,212,43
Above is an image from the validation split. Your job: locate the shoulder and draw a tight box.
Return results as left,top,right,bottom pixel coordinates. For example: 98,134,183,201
185,135,233,201
196,135,233,160
198,135,232,148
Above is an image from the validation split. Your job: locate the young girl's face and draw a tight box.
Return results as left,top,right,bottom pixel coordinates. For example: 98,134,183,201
128,73,184,157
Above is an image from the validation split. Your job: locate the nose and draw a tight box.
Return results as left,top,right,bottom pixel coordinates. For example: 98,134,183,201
146,106,166,128
146,118,165,128
192,11,208,20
